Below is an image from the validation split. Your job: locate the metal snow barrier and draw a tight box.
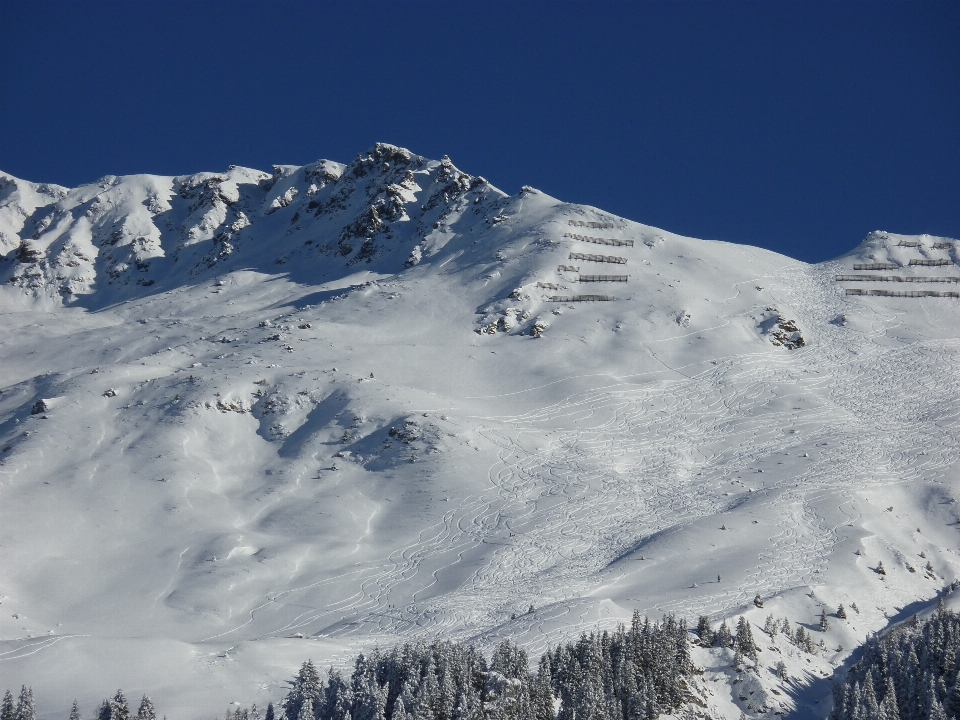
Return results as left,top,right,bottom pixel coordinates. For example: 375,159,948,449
835,275,960,283
569,252,627,264
548,295,617,302
564,233,634,247
568,220,615,229
897,241,921,247
909,259,951,266
853,263,898,270
557,265,580,272
537,282,561,290
932,242,954,249
846,288,959,298
579,274,629,282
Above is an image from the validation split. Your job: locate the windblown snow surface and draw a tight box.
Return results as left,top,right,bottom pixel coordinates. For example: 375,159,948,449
1,145,958,719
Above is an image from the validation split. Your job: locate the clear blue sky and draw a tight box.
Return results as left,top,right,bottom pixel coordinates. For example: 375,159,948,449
2,1,957,262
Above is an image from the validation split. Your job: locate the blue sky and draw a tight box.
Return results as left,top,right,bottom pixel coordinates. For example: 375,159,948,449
1,1,957,262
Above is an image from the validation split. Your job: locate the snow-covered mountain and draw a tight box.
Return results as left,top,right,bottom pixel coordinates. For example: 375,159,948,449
1,145,958,719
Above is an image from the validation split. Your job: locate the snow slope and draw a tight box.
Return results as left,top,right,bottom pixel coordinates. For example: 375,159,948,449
1,145,958,719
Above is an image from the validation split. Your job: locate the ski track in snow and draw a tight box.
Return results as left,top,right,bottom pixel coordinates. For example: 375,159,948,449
196,261,959,661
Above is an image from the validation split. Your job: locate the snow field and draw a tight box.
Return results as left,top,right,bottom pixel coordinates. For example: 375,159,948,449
1,152,958,718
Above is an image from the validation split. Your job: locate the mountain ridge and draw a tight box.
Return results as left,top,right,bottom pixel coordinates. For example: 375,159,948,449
2,144,959,719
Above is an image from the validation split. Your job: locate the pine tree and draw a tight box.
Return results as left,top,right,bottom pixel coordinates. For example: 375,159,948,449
285,660,323,720
713,621,732,648
929,696,949,720
876,561,886,575
137,696,156,720
879,675,901,720
265,703,275,720
820,608,830,632
862,677,880,718
774,661,788,681
323,669,353,720
734,617,758,663
14,687,35,720
836,604,847,620
2,691,14,720
732,646,745,672
250,705,261,720
695,616,713,645
112,691,130,720
946,674,960,719
763,614,777,637
295,699,312,720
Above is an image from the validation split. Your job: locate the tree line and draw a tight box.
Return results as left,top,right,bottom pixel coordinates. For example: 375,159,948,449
830,601,960,720
274,611,692,720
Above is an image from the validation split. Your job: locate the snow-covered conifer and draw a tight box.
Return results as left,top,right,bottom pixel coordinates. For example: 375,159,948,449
695,615,713,645
14,687,35,720
836,604,847,619
763,614,777,637
136,696,155,720
734,617,758,662
294,699,312,720
714,620,732,648
112,691,129,720
1,691,14,720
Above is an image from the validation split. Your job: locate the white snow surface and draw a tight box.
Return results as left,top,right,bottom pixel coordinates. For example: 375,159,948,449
1,145,959,719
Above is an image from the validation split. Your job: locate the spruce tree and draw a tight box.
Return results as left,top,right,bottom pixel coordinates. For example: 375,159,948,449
695,616,713,646
929,697,949,720
69,701,82,720
265,703,275,720
878,693,900,720
2,691,15,720
946,674,960,719
763,614,777,637
137,696,156,720
880,676,900,720
819,608,829,632
14,687,35,720
862,677,880,717
836,604,847,620
112,691,130,720
295,699,312,720
734,617,758,663
713,621,732,648
285,660,323,720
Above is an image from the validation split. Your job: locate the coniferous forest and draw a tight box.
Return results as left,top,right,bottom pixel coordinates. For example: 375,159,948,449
2,612,692,720
830,603,960,720
279,611,692,720
11,605,960,719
